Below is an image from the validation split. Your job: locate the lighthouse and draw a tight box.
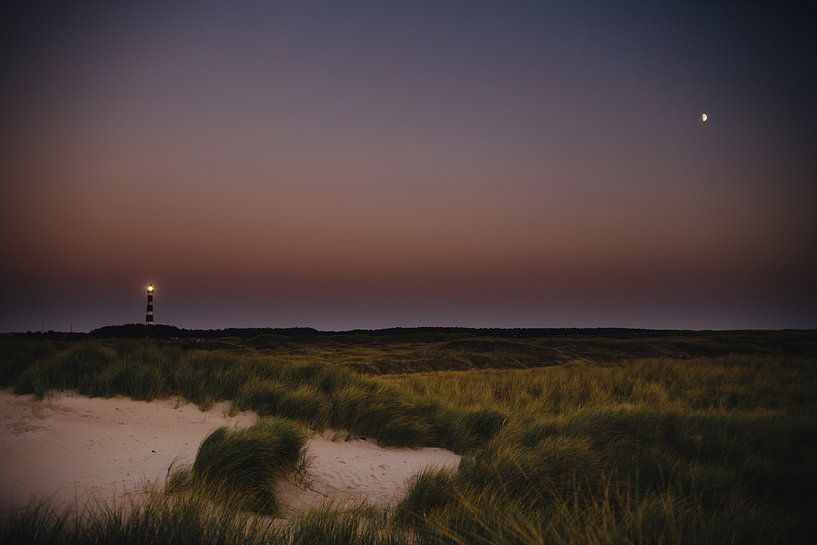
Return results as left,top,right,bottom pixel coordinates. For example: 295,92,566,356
145,284,155,325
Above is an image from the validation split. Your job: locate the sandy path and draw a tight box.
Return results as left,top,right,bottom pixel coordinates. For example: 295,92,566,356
0,390,460,514
0,390,256,511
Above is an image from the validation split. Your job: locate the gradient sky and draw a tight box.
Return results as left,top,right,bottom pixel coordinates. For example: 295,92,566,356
2,1,816,331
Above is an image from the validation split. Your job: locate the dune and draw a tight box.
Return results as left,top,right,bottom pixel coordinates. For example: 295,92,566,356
277,431,460,515
0,389,460,515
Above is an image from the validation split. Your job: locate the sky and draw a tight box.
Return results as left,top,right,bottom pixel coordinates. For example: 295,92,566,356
2,1,816,332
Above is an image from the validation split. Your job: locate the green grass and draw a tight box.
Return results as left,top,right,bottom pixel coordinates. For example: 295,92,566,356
394,468,457,525
200,328,817,374
183,418,307,514
235,380,331,428
1,333,816,544
2,338,514,450
0,491,403,545
384,356,817,544
387,355,817,414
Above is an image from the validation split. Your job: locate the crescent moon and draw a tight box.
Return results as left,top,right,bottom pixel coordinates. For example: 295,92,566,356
701,113,708,122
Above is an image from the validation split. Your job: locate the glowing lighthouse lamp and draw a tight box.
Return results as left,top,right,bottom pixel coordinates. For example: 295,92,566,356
145,284,155,325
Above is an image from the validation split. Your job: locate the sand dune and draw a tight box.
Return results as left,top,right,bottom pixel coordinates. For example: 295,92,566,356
0,390,459,514
278,431,459,514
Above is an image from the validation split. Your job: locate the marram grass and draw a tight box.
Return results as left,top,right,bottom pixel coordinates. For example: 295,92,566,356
184,418,307,515
1,337,816,544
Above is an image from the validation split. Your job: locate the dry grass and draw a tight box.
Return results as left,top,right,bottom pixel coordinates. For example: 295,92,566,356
1,334,816,544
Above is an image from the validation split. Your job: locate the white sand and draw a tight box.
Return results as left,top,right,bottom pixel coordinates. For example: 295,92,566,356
279,432,459,514
0,390,460,514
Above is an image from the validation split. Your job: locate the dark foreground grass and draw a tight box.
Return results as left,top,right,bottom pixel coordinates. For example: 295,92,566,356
1,337,816,544
1,477,800,545
0,491,403,545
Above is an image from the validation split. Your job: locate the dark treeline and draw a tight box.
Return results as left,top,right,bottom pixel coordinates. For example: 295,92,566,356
4,323,816,341
2,325,815,375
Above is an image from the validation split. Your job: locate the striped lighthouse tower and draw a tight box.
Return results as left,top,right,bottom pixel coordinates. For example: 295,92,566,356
145,284,155,325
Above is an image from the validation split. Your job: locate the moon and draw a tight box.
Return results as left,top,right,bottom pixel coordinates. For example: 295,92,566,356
701,113,708,122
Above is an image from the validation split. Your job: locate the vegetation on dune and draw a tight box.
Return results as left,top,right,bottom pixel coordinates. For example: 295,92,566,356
386,356,817,544
1,333,816,544
217,327,816,374
0,491,404,545
387,355,817,414
7,327,815,374
0,478,805,545
411,480,796,545
1,339,504,450
394,468,458,526
181,418,307,514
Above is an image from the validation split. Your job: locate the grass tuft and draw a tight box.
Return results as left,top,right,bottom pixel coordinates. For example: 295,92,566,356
190,418,307,514
394,468,458,525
